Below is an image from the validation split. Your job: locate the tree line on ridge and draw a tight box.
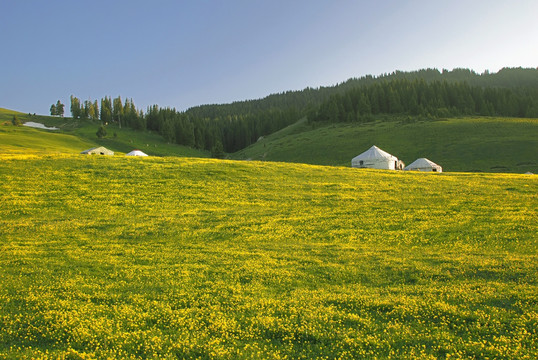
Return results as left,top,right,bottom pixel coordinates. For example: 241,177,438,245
307,78,538,123
58,67,538,155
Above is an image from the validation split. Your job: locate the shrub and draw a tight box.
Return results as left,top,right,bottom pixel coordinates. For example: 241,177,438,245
96,125,107,138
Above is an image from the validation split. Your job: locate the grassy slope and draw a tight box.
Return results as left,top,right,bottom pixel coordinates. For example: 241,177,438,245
0,108,208,157
3,107,536,171
69,120,209,157
0,154,536,359
0,109,96,154
231,116,538,173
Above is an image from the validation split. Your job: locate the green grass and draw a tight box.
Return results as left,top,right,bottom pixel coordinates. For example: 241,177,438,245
0,154,536,359
0,108,208,158
0,122,96,155
231,116,538,173
3,107,536,172
69,120,209,157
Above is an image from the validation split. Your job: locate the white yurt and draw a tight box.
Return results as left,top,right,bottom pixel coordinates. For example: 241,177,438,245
81,146,114,155
126,150,148,157
404,158,442,172
351,145,401,170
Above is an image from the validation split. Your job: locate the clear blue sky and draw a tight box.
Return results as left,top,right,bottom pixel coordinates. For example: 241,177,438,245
1,0,537,115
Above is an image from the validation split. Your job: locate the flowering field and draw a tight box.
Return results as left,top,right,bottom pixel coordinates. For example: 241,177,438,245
0,154,536,359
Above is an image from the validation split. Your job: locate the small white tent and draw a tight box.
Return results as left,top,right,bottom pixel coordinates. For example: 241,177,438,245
351,145,402,170
81,146,114,155
404,158,442,172
126,150,148,157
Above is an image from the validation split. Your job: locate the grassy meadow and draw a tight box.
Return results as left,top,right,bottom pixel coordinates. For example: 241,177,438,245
0,154,536,359
231,116,538,174
0,108,207,158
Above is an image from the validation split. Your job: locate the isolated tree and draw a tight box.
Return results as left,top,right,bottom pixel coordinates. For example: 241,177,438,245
50,103,57,116
96,125,107,138
12,115,22,126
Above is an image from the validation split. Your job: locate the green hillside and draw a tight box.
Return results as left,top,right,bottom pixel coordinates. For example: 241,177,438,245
0,108,208,157
2,107,537,173
181,68,538,153
0,154,536,358
56,68,538,155
5,67,536,160
231,116,538,173
0,109,96,154
3,106,536,173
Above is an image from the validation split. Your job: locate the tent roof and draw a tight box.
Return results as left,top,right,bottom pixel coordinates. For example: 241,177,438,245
126,150,148,156
404,158,441,170
352,145,398,161
81,146,100,153
81,146,113,154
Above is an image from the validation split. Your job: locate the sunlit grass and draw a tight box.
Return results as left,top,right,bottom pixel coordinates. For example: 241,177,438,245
0,108,208,158
232,116,538,174
0,154,536,359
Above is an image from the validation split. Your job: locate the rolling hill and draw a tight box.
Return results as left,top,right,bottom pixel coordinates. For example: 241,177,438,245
3,106,537,173
231,116,538,173
4,67,537,170
0,108,208,157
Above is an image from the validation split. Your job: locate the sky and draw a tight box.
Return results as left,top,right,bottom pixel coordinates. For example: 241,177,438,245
1,0,537,115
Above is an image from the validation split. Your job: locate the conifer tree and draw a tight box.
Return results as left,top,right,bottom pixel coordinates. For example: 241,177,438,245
96,125,107,138
12,115,21,126
211,140,225,159
100,97,112,123
113,96,124,128
70,95,82,118
56,100,64,117
50,100,64,116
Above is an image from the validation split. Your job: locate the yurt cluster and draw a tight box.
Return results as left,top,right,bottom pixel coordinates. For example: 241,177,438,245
352,145,442,172
80,147,148,157
80,144,442,172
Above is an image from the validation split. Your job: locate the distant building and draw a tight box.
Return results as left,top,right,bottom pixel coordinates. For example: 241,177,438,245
351,145,403,170
126,150,148,156
81,146,114,155
404,158,443,172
